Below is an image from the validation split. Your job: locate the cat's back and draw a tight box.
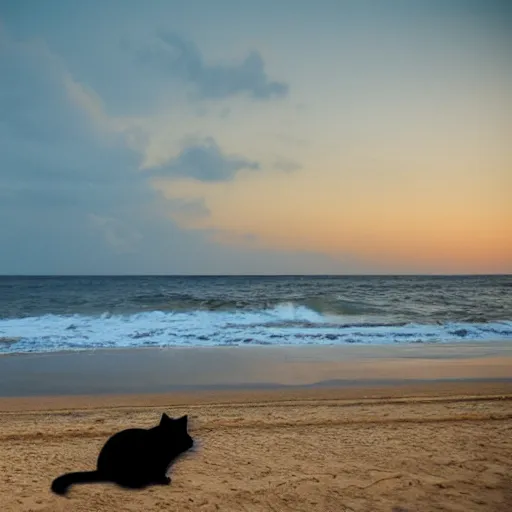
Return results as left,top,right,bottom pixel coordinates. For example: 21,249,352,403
101,427,149,450
98,428,150,461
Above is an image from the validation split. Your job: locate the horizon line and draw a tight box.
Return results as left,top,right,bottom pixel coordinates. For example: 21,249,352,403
0,273,510,278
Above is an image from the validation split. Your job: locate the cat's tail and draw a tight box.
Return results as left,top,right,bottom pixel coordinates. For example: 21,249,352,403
51,470,106,495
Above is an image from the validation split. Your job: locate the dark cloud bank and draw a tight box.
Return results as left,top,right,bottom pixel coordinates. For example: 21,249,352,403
0,32,354,274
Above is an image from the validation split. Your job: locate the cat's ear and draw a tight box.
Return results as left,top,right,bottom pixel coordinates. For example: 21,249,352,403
160,413,172,426
176,415,188,428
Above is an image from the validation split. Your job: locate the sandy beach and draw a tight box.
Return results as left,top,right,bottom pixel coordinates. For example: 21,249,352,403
1,344,512,511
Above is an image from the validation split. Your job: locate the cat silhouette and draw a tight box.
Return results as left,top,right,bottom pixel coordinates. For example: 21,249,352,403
51,413,194,495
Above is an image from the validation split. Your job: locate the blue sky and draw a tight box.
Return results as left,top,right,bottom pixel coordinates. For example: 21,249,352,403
1,1,510,274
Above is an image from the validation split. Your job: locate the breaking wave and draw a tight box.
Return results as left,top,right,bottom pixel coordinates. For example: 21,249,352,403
1,302,511,354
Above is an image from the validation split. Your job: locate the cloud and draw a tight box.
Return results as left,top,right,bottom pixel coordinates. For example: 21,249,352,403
63,75,151,154
0,28,370,274
0,30,338,275
0,32,201,272
63,73,262,182
149,138,259,182
139,31,289,101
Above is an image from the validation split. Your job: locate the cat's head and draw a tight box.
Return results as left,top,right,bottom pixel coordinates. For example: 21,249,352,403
159,413,194,451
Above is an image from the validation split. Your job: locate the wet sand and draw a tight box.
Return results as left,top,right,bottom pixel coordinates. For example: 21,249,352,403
1,343,511,511
1,341,512,396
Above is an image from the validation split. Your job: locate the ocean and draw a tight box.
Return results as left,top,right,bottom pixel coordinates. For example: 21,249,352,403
0,275,511,354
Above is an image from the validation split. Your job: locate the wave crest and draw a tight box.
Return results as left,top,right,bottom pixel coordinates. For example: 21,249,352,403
0,307,511,354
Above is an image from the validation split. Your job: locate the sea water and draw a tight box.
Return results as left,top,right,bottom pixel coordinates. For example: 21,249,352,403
0,275,511,354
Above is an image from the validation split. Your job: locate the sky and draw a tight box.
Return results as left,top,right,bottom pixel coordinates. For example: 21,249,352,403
1,0,511,275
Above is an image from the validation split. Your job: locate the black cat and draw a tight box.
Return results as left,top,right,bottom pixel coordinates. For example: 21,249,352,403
51,413,194,495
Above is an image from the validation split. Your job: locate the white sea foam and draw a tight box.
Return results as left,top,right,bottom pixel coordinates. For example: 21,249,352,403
0,303,511,354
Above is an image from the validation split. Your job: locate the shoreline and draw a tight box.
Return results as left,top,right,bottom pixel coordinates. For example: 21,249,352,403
1,341,511,397
1,337,512,356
